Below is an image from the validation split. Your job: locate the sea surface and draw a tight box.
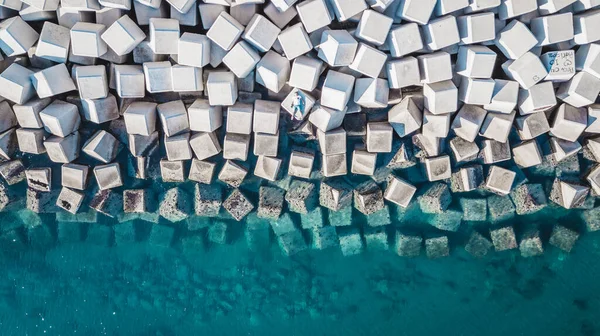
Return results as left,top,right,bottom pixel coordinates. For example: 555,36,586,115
0,203,599,336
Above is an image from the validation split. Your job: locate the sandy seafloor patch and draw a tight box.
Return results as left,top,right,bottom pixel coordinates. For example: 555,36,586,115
0,220,599,336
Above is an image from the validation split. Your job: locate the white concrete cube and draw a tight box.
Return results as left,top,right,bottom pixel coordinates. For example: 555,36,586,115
518,82,557,115
198,3,225,30
502,52,548,89
386,57,420,89
366,122,393,153
188,99,222,132
222,41,260,78
70,22,107,58
123,101,157,136
557,71,600,107
457,12,496,44
317,127,346,155
254,131,278,157
75,65,108,100
35,22,70,63
171,65,203,92
351,149,377,175
255,51,290,93
94,163,122,190
101,15,146,55
530,12,574,46
456,45,496,78
45,132,80,163
388,23,423,58
418,52,452,84
149,18,179,54
321,70,355,111
354,78,389,108
484,79,519,114
321,153,347,177
164,133,192,161
242,14,280,53
189,131,221,160
289,56,322,91
355,9,392,46
423,155,452,181
317,30,358,67
451,104,487,142
423,110,451,138
516,111,551,140
157,100,189,137
263,1,297,29
223,133,250,161
40,100,80,137
14,98,50,129
31,64,77,98
0,63,35,104
226,103,253,134
498,0,537,20
485,165,516,195
254,155,282,181
423,80,458,115
207,12,244,51
143,61,172,93
253,100,279,135
480,110,515,143
114,65,145,98
495,20,538,60
349,43,387,78
397,0,436,25
459,77,495,105
0,17,39,56
573,8,600,45
16,128,46,155
550,103,587,142
384,176,416,208
541,50,576,82
388,97,422,137
422,15,460,51
309,104,346,132
178,32,210,68
81,95,119,124
207,71,238,106
513,140,542,168
296,0,331,33
278,23,312,60
288,150,314,178
82,130,120,163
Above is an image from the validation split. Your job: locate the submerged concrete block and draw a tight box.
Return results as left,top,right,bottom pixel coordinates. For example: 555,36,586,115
395,232,422,257
418,182,451,214
549,225,579,252
223,188,254,221
510,183,548,215
159,187,191,222
490,226,518,251
464,231,493,258
320,178,353,211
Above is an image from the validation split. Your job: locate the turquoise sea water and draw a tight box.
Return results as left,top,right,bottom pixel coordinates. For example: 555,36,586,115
1,202,600,336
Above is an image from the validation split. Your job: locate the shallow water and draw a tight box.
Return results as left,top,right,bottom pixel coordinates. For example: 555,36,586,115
1,210,599,336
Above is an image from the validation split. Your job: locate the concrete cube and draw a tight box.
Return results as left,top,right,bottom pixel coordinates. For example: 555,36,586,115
193,183,222,217
518,82,557,115
366,122,393,153
26,168,51,192
456,45,497,79
516,111,551,140
502,52,548,89
530,12,574,46
164,133,192,161
57,187,84,214
490,226,517,251
483,80,519,114
82,130,119,163
159,186,191,222
253,131,278,157
541,50,576,82
573,8,600,45
171,65,203,92
321,70,355,111
31,64,77,98
296,0,331,33
75,65,108,100
101,15,145,55
207,72,238,106
384,175,416,208
189,131,221,160
495,20,538,60
257,186,284,220
351,149,376,175
449,136,479,162
93,163,122,190
40,100,80,137
157,100,189,137
70,22,107,58
218,160,247,187
254,155,282,181
450,164,483,192
35,22,70,63
397,0,435,25
418,52,452,84
178,32,210,67
388,23,423,58
207,12,244,51
459,77,495,105
349,43,387,78
485,165,516,195
480,111,515,143
512,140,542,168
451,104,487,142
557,71,600,107
464,231,493,258
278,23,312,60
282,88,316,121
423,80,458,115
188,159,215,184
395,232,422,257
510,183,547,215
223,133,250,161
223,188,253,221
0,64,36,104
487,194,515,222
255,51,291,93
222,41,260,79
318,30,358,67
423,15,460,51
549,225,579,252
123,102,157,137
16,128,46,155
0,17,39,56
355,9,392,46
457,12,496,45
188,99,222,133
114,65,145,98
143,61,172,93
386,57,420,89
44,132,80,163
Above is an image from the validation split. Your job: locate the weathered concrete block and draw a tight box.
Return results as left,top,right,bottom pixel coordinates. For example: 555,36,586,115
510,183,547,215
285,180,317,214
395,232,422,257
82,130,120,163
353,180,384,215
223,188,253,221
516,111,551,140
123,189,147,213
194,183,222,217
242,14,280,53
449,137,479,163
460,197,487,221
189,131,222,161
418,182,451,214
93,163,122,190
388,96,423,137
519,230,544,258
61,163,88,191
320,178,352,211
40,100,80,137
450,165,484,193
464,231,493,258
56,187,84,214
160,160,186,182
278,229,307,256
423,155,452,182
16,128,46,155
490,226,517,251
159,187,191,222
513,140,543,168
425,236,449,259
549,225,579,252
484,166,516,196
89,189,122,218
